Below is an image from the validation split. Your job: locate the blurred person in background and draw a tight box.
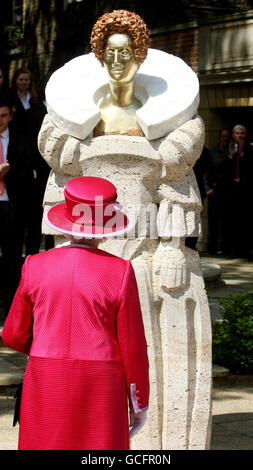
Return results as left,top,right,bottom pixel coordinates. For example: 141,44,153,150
185,146,210,251
8,68,52,255
0,98,31,316
0,65,11,100
205,128,230,255
225,125,253,259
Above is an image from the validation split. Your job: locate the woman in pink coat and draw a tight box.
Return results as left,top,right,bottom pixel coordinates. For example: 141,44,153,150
1,176,149,450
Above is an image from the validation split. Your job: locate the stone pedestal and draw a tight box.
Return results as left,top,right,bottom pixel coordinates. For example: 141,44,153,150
38,113,212,449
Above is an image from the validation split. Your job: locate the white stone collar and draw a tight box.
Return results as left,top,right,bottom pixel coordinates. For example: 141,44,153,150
45,48,199,141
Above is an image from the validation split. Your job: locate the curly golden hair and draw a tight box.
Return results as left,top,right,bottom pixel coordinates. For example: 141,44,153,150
90,10,150,66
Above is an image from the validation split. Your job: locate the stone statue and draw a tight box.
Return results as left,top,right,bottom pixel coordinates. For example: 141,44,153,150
38,10,212,450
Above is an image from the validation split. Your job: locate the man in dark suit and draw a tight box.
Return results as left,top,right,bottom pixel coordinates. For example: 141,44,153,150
0,98,32,316
185,146,210,251
225,124,253,259
205,128,230,255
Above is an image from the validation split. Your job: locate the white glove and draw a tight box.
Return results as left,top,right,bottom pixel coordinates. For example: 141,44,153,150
129,409,147,438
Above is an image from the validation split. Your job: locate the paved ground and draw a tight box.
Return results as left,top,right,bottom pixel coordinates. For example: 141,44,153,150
211,382,253,450
202,253,253,450
0,253,252,450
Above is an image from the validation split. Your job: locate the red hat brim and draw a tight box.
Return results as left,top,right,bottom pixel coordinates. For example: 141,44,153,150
44,203,134,238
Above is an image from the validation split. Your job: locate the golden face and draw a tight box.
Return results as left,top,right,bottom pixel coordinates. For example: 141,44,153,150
103,33,139,84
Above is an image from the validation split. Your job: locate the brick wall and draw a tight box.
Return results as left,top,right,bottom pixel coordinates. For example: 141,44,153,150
6,0,58,93
150,26,199,72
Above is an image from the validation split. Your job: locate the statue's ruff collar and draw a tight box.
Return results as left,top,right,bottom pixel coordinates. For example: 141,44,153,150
45,48,199,141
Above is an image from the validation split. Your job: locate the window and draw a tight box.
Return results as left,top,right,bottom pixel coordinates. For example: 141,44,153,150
64,0,83,9
12,0,23,26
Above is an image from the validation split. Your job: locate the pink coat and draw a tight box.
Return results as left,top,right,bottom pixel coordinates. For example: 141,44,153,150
1,245,149,450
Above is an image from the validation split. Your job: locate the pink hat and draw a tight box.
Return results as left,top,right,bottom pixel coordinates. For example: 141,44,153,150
44,176,133,238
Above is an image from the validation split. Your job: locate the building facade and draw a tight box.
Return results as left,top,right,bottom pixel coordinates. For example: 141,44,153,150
150,10,253,147
3,2,252,148
2,1,252,251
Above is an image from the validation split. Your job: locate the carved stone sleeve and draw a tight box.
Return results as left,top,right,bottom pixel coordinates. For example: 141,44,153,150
158,115,205,180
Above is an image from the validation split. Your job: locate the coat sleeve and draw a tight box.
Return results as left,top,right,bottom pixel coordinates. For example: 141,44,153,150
1,256,33,355
116,261,149,413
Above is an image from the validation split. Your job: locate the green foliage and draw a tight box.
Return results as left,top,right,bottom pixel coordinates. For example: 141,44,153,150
5,25,24,48
212,291,253,374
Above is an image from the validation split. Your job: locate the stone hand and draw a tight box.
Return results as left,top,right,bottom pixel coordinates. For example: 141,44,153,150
153,242,187,297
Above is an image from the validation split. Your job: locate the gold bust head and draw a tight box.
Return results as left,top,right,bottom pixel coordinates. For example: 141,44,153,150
90,10,150,136
90,10,150,67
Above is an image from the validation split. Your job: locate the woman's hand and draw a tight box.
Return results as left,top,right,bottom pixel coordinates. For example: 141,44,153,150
129,409,147,438
0,160,10,176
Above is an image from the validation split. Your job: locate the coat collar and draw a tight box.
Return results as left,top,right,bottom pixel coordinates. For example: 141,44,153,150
66,243,98,249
